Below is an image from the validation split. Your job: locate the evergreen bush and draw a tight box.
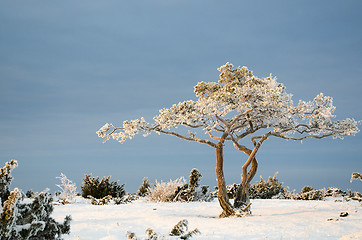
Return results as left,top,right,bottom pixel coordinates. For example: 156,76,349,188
324,187,347,197
25,190,35,199
81,174,125,199
0,160,71,240
0,188,71,240
291,186,325,200
137,178,151,197
249,172,289,199
126,219,200,240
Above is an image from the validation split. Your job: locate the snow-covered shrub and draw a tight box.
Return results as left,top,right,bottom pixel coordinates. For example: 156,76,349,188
0,160,18,204
344,190,362,202
137,178,151,197
220,173,289,200
25,190,35,199
173,169,212,202
324,187,347,197
249,172,289,199
225,183,239,199
148,169,212,202
189,169,201,189
148,177,186,202
0,161,71,239
169,219,200,239
125,219,200,240
350,172,362,182
292,186,325,200
81,174,125,199
0,188,71,240
56,173,77,203
89,195,112,205
118,193,138,204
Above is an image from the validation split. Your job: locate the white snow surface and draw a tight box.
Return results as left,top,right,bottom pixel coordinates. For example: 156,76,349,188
53,197,362,240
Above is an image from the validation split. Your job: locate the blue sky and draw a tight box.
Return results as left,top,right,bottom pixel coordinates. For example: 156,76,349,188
1,0,361,193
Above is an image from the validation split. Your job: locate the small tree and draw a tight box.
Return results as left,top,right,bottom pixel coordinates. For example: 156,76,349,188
97,63,359,217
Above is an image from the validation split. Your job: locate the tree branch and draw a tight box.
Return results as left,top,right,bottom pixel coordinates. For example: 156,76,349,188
155,128,217,148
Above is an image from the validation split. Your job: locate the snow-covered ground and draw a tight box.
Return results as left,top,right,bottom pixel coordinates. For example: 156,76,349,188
53,197,362,240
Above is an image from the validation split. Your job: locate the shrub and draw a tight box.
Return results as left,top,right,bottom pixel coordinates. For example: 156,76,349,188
25,190,35,199
81,174,125,199
169,219,200,239
56,173,77,203
189,169,201,189
148,177,186,202
126,219,200,240
0,160,71,239
292,186,325,200
148,169,212,202
137,178,151,197
249,172,289,199
1,188,71,240
324,187,347,197
174,169,212,202
344,190,362,202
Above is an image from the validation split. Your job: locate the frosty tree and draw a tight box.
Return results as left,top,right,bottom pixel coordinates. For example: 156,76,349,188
97,63,359,217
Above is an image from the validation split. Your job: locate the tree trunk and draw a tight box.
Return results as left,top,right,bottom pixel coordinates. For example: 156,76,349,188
215,144,235,218
233,137,265,210
234,156,257,209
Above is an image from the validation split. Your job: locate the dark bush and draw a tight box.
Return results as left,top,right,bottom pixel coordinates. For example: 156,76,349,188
81,174,125,199
292,186,324,200
137,178,151,197
249,172,289,199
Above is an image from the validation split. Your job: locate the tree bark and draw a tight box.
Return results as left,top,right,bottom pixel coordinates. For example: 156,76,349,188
234,156,257,209
233,136,266,210
215,144,235,218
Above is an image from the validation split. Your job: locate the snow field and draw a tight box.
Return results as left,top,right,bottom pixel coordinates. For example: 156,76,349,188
53,198,362,240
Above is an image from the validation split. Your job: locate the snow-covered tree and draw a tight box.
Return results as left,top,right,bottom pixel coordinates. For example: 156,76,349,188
97,63,360,217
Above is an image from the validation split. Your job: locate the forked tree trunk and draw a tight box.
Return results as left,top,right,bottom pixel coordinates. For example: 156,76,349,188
233,136,266,211
215,144,235,218
234,157,258,209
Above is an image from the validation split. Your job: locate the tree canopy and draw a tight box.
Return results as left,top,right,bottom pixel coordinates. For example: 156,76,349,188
97,63,359,146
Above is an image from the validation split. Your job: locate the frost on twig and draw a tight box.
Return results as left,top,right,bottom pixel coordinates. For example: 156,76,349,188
56,173,77,203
